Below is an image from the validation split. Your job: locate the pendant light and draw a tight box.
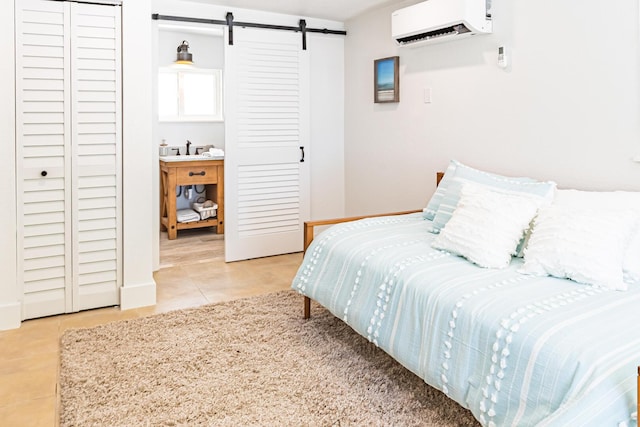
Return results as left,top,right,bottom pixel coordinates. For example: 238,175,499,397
175,40,193,65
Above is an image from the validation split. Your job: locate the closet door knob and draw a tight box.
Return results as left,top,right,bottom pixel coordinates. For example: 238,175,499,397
41,171,48,177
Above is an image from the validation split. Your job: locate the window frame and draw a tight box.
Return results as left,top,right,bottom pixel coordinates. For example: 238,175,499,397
158,66,224,123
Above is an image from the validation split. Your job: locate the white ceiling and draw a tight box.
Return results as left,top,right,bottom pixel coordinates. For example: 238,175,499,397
183,0,402,22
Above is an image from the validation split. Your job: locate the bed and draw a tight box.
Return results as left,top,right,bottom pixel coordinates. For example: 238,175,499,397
292,161,640,426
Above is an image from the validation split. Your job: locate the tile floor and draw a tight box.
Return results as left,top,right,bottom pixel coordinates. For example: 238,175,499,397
0,229,302,426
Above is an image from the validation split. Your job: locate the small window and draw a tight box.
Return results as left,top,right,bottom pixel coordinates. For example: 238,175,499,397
158,67,223,122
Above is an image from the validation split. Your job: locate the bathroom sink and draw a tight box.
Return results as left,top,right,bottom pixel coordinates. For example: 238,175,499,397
160,155,224,162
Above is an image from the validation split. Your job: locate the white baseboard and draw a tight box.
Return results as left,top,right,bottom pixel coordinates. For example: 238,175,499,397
0,282,158,329
120,280,157,311
0,302,22,330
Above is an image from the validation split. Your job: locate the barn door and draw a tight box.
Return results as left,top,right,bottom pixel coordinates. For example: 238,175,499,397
224,27,310,262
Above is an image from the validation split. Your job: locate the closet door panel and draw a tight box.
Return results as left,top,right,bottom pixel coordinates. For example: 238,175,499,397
22,290,67,320
23,145,65,160
24,211,66,227
22,44,65,58
23,200,65,216
16,0,73,319
21,67,65,80
21,56,64,70
76,80,116,92
24,243,65,260
78,206,116,221
70,2,122,310
23,276,65,294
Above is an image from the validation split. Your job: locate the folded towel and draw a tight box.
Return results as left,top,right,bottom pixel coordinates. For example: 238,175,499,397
176,209,200,223
202,147,224,158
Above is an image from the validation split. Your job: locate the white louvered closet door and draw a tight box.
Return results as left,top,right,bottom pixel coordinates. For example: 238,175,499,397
16,0,121,319
16,0,72,319
224,28,310,262
69,2,121,312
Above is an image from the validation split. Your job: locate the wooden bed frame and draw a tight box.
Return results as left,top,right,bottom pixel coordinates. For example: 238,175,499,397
298,171,640,420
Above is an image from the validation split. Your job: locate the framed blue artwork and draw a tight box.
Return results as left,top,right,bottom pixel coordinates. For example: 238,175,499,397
374,56,399,103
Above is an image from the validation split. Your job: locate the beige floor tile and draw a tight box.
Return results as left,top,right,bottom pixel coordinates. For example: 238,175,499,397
0,362,57,405
131,304,163,318
0,350,57,377
201,283,291,305
148,295,210,314
0,397,57,427
0,329,60,362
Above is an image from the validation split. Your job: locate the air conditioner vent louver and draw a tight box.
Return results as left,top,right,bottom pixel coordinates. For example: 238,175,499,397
392,0,492,48
396,24,471,46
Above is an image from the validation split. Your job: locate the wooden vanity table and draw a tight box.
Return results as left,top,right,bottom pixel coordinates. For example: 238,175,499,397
160,158,224,240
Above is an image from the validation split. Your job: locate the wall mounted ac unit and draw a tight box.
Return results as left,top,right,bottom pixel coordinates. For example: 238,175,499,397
392,0,492,48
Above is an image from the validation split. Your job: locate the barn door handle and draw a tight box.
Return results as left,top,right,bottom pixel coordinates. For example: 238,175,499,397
299,146,305,163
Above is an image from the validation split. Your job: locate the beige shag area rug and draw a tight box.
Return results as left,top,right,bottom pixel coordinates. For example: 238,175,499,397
60,291,479,426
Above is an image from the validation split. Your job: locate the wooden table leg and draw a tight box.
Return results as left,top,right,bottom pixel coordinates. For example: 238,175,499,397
167,168,177,240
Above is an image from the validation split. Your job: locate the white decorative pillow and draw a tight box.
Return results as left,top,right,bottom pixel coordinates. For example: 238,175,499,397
431,183,543,269
430,162,556,233
520,205,638,291
422,159,545,221
554,189,640,284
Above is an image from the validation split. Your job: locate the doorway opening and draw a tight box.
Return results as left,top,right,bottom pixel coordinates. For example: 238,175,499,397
155,22,226,268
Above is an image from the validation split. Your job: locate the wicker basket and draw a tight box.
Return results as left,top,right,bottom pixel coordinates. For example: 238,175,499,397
192,201,218,220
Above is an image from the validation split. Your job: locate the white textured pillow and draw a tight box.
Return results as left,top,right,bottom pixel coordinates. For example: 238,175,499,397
422,159,547,221
520,205,638,291
431,183,543,269
431,163,556,233
554,189,640,284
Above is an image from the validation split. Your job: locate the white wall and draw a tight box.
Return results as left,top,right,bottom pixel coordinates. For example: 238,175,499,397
0,0,19,329
120,0,157,310
344,0,640,216
309,33,346,221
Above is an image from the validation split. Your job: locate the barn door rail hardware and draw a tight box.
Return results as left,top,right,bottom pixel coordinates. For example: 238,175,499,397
152,13,346,50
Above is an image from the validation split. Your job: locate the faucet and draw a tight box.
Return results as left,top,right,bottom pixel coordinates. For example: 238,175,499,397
186,140,192,156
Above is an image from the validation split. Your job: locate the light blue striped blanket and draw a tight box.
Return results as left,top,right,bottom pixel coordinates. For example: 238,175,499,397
292,213,639,426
